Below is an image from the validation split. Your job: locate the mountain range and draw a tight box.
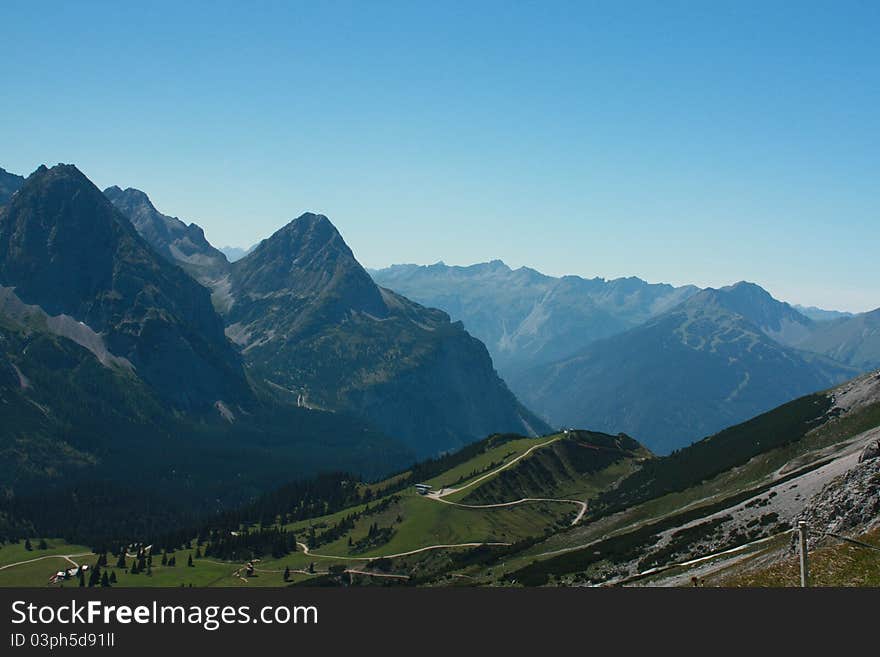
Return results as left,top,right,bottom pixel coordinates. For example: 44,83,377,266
104,186,230,285
0,165,547,507
793,304,854,322
371,261,699,378
373,263,878,453
2,161,876,506
1,166,249,409
103,184,548,456
0,165,415,531
795,308,880,371
221,214,547,455
1,161,878,566
512,284,856,453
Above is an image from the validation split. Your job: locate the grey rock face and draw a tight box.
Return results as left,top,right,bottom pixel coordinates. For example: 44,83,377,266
795,457,880,548
104,185,230,285
1,164,250,409
859,439,880,463
225,214,550,456
0,167,25,206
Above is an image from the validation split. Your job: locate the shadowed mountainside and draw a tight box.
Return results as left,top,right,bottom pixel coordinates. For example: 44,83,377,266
512,287,856,453
223,214,550,456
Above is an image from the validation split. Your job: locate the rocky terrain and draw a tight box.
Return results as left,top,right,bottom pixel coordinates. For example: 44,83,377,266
0,165,250,409
222,214,549,456
104,185,230,286
0,167,24,206
99,179,551,458
0,165,417,543
615,371,880,585
375,264,877,454
794,434,880,547
513,287,857,453
638,423,880,581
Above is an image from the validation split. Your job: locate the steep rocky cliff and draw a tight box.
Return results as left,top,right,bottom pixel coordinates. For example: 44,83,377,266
224,213,550,456
0,164,250,409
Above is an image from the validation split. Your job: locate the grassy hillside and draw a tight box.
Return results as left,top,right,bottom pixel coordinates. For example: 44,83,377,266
0,319,413,545
714,526,880,587
511,293,855,455
4,373,877,588
595,393,833,513
0,429,648,587
493,382,880,586
457,431,648,504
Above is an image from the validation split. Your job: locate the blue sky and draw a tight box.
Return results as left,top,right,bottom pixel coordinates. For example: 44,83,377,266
2,1,878,311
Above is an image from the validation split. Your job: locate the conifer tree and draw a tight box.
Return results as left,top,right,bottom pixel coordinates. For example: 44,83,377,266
88,564,101,587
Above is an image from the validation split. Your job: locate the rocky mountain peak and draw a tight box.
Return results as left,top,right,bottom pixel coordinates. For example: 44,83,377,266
0,165,136,312
267,212,352,257
223,211,548,455
104,185,152,206
708,281,814,343
0,166,26,206
0,164,250,409
231,212,387,319
104,184,230,284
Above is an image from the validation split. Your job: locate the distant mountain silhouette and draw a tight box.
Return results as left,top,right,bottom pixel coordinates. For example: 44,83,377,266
794,304,854,322
511,286,856,453
371,261,698,378
219,245,254,262
797,308,880,371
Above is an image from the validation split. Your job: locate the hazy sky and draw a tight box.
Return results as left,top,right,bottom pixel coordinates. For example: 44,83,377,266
2,1,878,311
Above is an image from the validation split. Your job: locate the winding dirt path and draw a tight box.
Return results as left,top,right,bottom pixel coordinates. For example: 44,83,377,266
0,552,91,572
4,436,591,582
425,434,589,526
296,540,511,561
344,569,410,580
431,495,588,526
284,437,583,564
608,530,792,587
432,437,562,497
